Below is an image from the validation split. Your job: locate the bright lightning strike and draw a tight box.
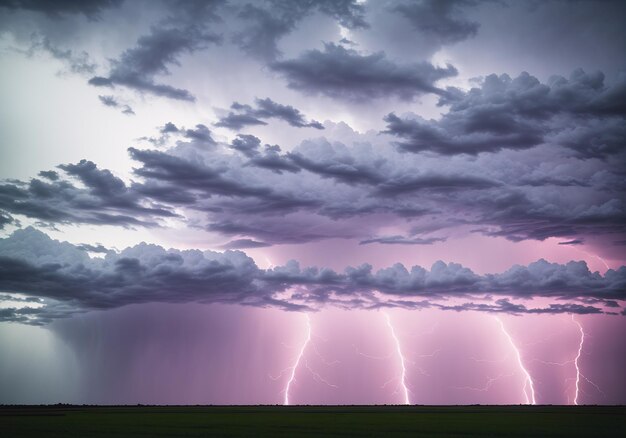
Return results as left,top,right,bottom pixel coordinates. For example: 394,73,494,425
571,315,604,405
384,312,411,405
284,313,312,406
495,317,536,405
572,315,584,405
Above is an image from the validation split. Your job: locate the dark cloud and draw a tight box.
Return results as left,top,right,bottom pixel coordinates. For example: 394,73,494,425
220,239,272,249
559,239,584,246
253,98,323,129
128,145,318,227
3,119,624,246
230,134,262,157
89,9,222,101
377,174,500,195
1,229,622,324
233,0,367,61
287,151,382,185
0,228,284,323
392,0,479,45
0,0,122,19
249,147,302,174
128,147,278,200
359,236,446,245
215,98,323,131
435,299,604,316
161,122,179,134
97,95,134,115
98,95,118,107
233,3,296,61
3,104,625,245
281,138,500,195
181,124,216,147
230,135,301,174
215,112,267,131
0,212,13,228
385,70,626,157
0,160,176,228
468,188,626,243
271,43,457,101
37,170,59,181
76,243,112,253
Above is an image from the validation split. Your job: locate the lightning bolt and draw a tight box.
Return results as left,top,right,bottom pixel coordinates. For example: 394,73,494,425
495,317,536,405
384,312,411,405
571,315,604,405
573,315,584,405
284,313,312,406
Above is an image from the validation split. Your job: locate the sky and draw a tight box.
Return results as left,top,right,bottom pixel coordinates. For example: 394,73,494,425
0,0,625,405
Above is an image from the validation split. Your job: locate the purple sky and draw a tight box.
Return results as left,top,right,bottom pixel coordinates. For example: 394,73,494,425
0,0,625,405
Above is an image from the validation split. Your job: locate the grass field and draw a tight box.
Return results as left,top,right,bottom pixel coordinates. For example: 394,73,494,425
2,405,624,437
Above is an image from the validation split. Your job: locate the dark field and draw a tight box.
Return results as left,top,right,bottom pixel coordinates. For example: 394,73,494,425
1,405,624,437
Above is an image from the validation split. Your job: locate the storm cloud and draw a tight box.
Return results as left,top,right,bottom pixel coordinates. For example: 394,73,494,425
0,159,176,228
0,228,624,324
384,70,626,157
271,43,458,101
0,0,624,329
233,0,367,61
216,98,323,130
3,117,624,248
89,25,221,101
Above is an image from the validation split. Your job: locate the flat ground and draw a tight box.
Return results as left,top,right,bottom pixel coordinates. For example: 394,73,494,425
1,405,624,437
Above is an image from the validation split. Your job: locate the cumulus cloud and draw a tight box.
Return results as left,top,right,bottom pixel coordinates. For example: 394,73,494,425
3,115,624,247
216,98,323,130
230,135,301,174
0,228,623,324
384,70,626,157
271,43,457,101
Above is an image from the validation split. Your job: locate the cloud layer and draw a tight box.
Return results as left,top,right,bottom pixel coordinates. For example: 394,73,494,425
1,110,624,248
0,228,623,324
385,70,626,157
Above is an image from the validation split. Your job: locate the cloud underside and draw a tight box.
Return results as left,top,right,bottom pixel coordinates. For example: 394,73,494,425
271,43,457,101
0,228,624,324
